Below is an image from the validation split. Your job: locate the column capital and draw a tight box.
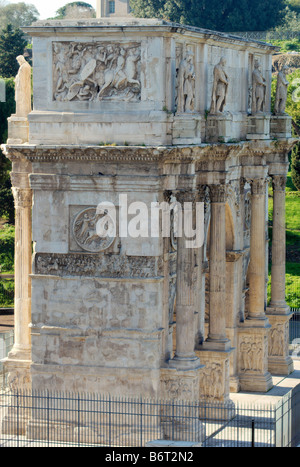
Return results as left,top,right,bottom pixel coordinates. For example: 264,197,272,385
272,174,287,193
209,184,227,203
250,178,267,195
239,178,246,194
12,187,32,209
163,189,173,203
175,189,196,205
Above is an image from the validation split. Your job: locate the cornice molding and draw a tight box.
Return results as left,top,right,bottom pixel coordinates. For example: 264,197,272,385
2,139,296,166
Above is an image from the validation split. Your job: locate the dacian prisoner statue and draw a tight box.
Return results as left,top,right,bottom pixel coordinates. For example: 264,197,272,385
251,59,266,114
210,57,229,114
177,49,195,113
274,65,289,115
15,55,32,118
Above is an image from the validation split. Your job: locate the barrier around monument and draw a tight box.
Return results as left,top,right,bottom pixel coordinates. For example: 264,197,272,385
0,388,293,447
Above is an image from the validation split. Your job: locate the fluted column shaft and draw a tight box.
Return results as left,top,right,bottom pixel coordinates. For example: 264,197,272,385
171,190,200,369
270,175,288,309
248,178,267,320
206,184,230,349
11,187,32,356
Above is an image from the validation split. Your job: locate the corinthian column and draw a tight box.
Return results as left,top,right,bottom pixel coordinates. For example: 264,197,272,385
206,184,230,350
10,186,32,359
269,175,289,311
2,150,33,388
248,178,267,320
238,177,273,392
169,190,200,370
267,174,294,375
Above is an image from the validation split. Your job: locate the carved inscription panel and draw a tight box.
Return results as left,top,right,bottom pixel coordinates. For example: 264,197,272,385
53,41,141,102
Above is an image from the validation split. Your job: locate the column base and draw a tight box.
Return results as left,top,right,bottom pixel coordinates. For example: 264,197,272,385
267,303,291,315
168,355,202,371
202,338,232,352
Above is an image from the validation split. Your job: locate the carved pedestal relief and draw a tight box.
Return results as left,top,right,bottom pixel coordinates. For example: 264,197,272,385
53,41,141,102
239,336,267,373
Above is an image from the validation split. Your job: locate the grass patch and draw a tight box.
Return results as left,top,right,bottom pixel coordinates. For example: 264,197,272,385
286,192,300,231
286,262,300,308
270,39,300,53
268,263,300,308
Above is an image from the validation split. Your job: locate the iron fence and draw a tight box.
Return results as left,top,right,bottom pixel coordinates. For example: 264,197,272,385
290,309,300,357
0,388,297,448
229,31,300,42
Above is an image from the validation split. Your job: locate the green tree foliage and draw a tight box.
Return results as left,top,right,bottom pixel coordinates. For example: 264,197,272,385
288,0,300,14
0,77,15,223
0,76,15,143
0,223,15,272
291,142,300,191
0,24,28,78
0,2,39,30
130,0,286,32
273,7,300,33
0,181,14,224
52,2,96,19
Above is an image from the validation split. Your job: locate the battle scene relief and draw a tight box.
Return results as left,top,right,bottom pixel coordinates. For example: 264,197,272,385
53,41,142,102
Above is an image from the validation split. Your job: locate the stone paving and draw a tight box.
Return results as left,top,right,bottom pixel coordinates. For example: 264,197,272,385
0,312,14,333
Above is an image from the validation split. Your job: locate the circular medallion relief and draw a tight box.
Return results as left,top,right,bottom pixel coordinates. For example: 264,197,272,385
73,207,115,253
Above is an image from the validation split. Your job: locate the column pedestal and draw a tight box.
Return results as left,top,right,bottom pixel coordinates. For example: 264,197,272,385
160,367,205,443
7,116,29,144
238,319,273,392
270,115,292,139
206,114,233,143
267,313,294,375
247,114,270,140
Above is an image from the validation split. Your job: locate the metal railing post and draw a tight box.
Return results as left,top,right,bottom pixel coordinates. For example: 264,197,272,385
251,419,255,447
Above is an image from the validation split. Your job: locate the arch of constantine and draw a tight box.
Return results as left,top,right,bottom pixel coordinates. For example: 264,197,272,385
2,16,297,416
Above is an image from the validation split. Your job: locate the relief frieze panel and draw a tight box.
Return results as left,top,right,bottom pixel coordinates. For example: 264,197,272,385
53,41,141,102
34,253,164,279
